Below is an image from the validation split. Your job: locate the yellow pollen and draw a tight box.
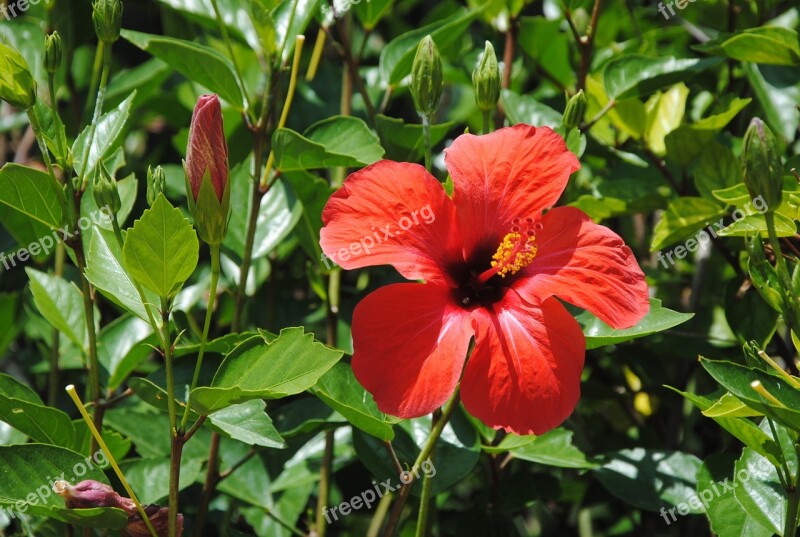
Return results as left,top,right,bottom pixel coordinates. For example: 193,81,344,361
491,231,538,277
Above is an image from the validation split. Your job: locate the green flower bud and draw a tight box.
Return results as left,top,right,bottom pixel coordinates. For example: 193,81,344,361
0,42,37,110
472,41,500,113
563,90,586,130
93,162,121,215
147,165,166,206
92,0,123,44
741,118,782,212
411,35,443,117
45,32,63,74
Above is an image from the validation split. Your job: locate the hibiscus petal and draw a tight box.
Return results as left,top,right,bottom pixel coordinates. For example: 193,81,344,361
516,206,650,329
351,283,473,418
445,125,580,253
461,295,585,435
320,160,459,284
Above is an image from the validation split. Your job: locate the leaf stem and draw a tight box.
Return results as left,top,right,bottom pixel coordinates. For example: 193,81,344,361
180,243,221,431
422,114,432,172
73,239,102,454
316,429,335,536
766,211,800,331
26,107,58,185
65,385,158,537
382,389,460,537
79,42,112,191
209,0,251,115
260,35,306,190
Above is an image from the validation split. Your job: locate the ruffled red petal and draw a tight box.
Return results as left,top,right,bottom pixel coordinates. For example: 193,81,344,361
461,294,585,435
351,283,473,418
516,206,649,328
320,161,460,284
444,125,580,254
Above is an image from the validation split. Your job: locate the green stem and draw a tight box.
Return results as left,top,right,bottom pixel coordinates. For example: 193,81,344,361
766,211,800,331
82,40,105,124
79,41,112,191
180,243,221,431
786,478,800,537
110,217,161,337
382,389,460,537
481,110,492,135
47,72,68,170
209,0,251,116
73,242,101,455
414,455,434,537
422,114,432,172
26,107,58,186
48,243,66,406
316,429,335,536
159,297,181,537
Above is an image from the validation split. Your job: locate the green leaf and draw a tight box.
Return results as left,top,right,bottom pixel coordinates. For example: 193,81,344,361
594,448,704,512
26,268,88,351
207,400,287,449
667,387,782,467
121,29,245,109
86,227,160,324
374,114,454,162
643,83,689,156
697,26,800,66
651,197,727,252
353,0,394,30
0,163,63,252
717,211,797,238
122,194,199,299
694,143,741,200
577,298,693,350
501,428,597,469
97,314,154,391
604,55,722,99
273,0,321,63
697,454,773,537
272,116,384,172
353,408,480,495
0,395,75,448
0,444,127,528
283,170,333,262
745,63,800,141
224,160,301,261
734,445,787,535
517,16,574,89
310,362,395,441
500,89,563,128
72,92,136,178
700,358,800,431
665,97,752,167
190,327,343,414
122,457,204,504
379,8,483,85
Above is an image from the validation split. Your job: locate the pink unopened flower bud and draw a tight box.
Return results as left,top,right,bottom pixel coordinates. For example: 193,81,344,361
124,505,183,537
186,94,228,203
53,480,136,514
184,93,231,245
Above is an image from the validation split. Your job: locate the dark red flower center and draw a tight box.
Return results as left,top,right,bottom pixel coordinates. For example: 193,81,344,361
450,217,541,309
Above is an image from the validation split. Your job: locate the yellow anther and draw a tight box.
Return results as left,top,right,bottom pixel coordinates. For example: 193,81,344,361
491,231,537,277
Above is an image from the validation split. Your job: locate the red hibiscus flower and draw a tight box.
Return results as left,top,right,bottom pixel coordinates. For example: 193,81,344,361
320,125,649,435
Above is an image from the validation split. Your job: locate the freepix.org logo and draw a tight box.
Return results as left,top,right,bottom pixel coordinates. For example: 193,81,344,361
1,0,52,21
